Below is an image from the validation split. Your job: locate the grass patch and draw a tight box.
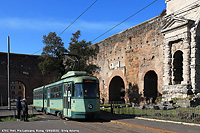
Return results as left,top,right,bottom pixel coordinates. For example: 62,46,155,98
100,105,200,124
28,115,37,120
0,115,37,122
0,117,17,122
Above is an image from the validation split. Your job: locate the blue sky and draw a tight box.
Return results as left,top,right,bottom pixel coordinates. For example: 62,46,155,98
0,0,166,55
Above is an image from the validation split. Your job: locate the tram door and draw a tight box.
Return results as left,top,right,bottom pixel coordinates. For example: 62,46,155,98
47,88,50,113
63,83,72,117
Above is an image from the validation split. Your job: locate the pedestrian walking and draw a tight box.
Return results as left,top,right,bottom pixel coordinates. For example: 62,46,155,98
21,98,29,122
16,96,22,121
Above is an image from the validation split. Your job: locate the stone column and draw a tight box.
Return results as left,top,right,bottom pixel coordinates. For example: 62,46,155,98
163,40,172,85
182,38,191,84
190,27,197,93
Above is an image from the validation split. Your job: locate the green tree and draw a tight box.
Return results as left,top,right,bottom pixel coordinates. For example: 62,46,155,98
39,30,98,81
65,30,99,74
38,32,67,78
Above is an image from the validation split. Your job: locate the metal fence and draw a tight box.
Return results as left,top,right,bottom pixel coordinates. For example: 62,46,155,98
101,104,200,124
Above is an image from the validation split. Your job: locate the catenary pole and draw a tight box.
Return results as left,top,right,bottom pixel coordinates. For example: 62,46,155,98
7,36,10,110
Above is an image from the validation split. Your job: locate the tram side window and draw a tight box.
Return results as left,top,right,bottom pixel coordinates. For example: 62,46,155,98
75,84,82,97
51,87,55,98
50,88,53,98
39,90,42,99
44,88,47,99
40,90,43,99
57,85,62,98
33,90,43,99
55,87,58,98
50,85,62,99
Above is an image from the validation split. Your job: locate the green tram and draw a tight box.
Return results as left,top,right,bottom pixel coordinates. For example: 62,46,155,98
33,71,100,119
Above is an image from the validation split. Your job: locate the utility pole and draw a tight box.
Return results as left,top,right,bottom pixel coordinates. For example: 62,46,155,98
7,36,11,110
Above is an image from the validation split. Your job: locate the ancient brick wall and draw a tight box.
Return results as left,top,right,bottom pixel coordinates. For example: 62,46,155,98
0,52,56,105
92,12,165,104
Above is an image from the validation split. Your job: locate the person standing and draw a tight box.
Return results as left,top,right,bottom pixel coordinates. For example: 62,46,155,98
21,98,28,122
16,97,22,121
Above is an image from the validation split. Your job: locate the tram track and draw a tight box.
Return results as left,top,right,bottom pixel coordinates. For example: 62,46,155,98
64,121,115,133
40,114,144,132
62,118,159,133
38,114,178,133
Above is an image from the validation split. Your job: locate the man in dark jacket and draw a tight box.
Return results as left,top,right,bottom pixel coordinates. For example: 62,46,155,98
21,98,28,122
16,97,22,121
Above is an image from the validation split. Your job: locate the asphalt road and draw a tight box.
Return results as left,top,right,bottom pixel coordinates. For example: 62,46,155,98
1,106,200,133
0,114,167,133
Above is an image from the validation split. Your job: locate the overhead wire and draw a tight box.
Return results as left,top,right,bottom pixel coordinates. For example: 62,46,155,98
15,0,98,63
91,0,159,43
24,0,98,57
59,0,98,36
16,0,159,63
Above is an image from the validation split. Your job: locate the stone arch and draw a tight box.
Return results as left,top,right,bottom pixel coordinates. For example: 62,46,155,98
113,43,123,54
10,80,26,100
172,50,183,84
109,76,125,103
144,70,158,103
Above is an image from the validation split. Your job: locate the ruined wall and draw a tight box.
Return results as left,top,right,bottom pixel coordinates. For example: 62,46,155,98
0,52,56,105
161,0,200,101
92,12,165,103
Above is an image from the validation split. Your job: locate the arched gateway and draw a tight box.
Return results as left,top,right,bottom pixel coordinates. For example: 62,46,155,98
109,76,125,103
144,71,158,103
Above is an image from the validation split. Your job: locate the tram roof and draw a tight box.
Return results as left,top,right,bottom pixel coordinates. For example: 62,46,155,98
33,86,44,91
33,71,99,90
61,71,88,79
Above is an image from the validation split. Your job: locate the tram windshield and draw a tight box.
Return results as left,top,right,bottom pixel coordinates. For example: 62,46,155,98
83,83,99,98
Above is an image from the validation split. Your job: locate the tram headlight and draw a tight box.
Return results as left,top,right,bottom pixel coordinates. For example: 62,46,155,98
88,104,93,109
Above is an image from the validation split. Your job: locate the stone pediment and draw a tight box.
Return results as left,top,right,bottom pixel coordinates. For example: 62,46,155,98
161,16,190,33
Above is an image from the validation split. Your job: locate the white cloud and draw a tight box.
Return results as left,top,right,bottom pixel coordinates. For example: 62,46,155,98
0,17,67,30
0,17,133,32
